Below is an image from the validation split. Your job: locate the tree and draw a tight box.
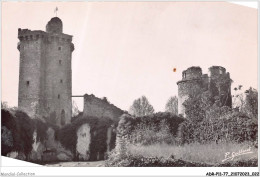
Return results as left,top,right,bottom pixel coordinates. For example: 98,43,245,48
72,100,80,117
129,96,154,117
232,86,258,120
1,102,18,112
165,96,178,115
232,85,245,111
1,101,8,109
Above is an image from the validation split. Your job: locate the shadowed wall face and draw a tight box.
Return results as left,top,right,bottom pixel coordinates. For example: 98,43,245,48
17,17,74,126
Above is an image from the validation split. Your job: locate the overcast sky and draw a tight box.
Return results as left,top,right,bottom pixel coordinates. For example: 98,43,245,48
2,2,257,112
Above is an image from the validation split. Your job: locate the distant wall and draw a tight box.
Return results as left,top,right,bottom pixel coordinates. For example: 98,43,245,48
83,94,125,122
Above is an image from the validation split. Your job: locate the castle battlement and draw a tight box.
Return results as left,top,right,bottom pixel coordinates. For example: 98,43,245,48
208,66,227,77
18,29,46,40
18,28,73,42
182,66,202,80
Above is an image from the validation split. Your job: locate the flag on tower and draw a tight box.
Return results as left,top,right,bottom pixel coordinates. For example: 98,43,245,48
54,7,58,17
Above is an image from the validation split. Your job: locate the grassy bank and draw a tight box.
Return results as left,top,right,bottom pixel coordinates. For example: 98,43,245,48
127,142,257,165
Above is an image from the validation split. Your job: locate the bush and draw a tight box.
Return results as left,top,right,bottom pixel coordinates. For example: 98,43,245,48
1,109,50,158
177,110,258,144
107,154,257,167
113,112,184,161
1,109,34,157
2,108,118,162
117,112,184,146
179,88,258,145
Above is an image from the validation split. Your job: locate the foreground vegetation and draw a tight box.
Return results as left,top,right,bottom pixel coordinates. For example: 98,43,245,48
105,87,258,167
2,86,258,166
1,108,116,162
127,142,257,165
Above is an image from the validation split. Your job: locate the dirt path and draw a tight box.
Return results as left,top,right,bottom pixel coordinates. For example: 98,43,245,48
45,161,105,167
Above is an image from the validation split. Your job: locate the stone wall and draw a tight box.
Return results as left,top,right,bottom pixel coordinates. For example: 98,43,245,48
83,94,125,122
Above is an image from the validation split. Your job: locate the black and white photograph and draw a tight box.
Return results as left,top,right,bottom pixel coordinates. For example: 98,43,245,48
1,1,259,176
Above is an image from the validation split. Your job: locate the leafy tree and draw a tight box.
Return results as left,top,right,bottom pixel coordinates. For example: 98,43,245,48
129,96,154,117
233,86,258,120
1,101,8,109
232,85,245,110
165,96,178,115
72,100,80,117
1,102,19,112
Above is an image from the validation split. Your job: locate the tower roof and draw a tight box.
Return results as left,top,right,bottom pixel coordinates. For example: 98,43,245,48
46,17,63,33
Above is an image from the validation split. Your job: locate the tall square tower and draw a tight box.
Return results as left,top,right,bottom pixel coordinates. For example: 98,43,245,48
17,17,74,127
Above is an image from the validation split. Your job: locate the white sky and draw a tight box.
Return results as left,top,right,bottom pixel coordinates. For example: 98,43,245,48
1,2,258,112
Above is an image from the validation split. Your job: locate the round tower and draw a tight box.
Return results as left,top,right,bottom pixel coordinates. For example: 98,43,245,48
177,67,203,116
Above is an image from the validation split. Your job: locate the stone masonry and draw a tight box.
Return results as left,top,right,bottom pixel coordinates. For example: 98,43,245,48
17,17,74,127
83,94,125,122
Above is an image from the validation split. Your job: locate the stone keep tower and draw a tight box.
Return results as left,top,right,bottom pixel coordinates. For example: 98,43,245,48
177,66,232,117
17,17,74,127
